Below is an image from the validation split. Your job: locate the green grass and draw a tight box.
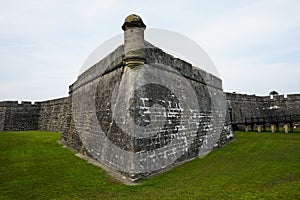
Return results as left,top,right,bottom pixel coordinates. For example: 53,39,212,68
1,131,300,200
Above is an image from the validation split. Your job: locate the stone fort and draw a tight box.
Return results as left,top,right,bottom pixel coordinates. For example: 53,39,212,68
1,15,299,183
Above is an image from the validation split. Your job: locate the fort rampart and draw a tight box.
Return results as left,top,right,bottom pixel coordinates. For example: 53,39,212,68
1,93,299,133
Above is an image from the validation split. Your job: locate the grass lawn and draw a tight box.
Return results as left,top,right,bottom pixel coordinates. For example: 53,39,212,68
1,131,300,199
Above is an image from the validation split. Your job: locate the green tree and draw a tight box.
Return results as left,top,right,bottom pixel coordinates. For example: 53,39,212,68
269,90,279,96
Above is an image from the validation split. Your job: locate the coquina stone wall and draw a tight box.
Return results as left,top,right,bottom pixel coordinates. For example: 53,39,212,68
0,98,71,133
0,101,39,131
63,33,233,181
226,93,300,130
38,97,71,132
1,93,298,132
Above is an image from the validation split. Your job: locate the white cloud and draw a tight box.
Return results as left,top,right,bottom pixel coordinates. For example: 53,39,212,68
191,0,300,55
220,61,300,95
0,0,299,101
183,0,300,95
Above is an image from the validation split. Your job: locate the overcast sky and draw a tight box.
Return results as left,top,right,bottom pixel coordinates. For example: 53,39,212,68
1,0,299,101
